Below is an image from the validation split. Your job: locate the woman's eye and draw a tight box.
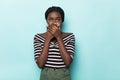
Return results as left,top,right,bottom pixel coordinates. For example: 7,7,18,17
56,18,61,21
48,18,53,21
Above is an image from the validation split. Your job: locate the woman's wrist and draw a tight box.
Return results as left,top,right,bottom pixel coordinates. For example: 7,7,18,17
56,36,62,41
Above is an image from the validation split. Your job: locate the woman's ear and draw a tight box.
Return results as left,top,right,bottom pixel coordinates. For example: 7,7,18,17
46,25,49,31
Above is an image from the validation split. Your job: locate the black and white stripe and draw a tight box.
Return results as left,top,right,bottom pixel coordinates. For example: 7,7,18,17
34,33,75,68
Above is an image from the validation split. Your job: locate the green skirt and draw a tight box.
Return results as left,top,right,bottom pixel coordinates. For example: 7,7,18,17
40,67,71,80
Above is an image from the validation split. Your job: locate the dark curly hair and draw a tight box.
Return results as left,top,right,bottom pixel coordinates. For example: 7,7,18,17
45,6,65,22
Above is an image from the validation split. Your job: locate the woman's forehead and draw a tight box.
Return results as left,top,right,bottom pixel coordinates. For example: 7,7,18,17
47,11,61,18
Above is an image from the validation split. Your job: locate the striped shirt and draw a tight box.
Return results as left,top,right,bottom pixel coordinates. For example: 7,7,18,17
34,33,75,68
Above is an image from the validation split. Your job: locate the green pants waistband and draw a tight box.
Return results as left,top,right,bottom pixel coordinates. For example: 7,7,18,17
40,67,71,80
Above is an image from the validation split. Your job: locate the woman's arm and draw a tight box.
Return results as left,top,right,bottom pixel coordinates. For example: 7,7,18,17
36,32,53,68
56,35,72,66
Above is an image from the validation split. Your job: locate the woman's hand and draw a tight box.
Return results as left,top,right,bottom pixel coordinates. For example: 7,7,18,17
46,29,54,40
47,23,61,38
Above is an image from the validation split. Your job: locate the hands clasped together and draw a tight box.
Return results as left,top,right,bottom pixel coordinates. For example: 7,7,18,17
46,23,61,40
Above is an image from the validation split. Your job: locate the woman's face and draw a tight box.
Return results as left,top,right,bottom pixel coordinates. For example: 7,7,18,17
47,11,62,30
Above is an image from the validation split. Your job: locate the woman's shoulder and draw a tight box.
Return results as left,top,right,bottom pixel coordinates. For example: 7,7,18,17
61,32,74,39
34,32,46,38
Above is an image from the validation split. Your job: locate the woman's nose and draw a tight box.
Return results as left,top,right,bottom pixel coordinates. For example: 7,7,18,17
53,20,57,23
54,22,57,25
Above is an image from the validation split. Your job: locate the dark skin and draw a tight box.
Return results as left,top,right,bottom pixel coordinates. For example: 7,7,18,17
36,11,72,68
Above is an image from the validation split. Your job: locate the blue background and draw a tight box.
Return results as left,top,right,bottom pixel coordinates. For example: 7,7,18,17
0,0,120,80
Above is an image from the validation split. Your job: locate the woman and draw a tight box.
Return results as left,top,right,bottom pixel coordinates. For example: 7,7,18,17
34,6,75,80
